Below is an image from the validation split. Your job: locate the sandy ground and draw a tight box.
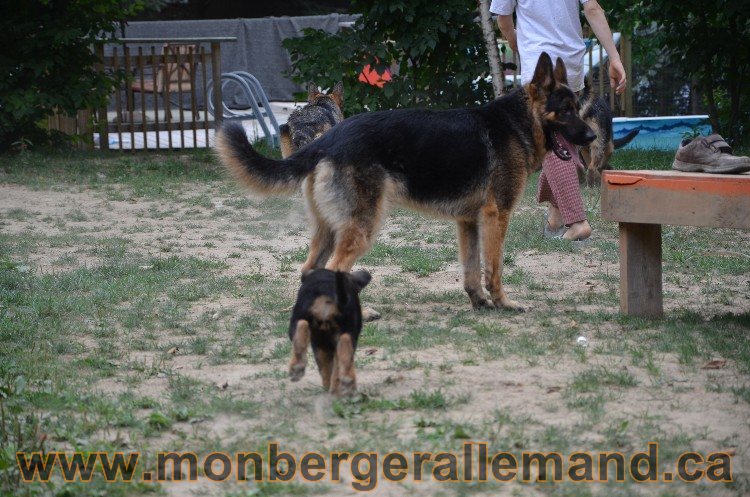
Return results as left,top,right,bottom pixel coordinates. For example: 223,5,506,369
1,180,749,497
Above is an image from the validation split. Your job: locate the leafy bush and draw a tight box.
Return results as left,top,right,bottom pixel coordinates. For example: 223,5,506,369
0,0,146,149
282,0,495,115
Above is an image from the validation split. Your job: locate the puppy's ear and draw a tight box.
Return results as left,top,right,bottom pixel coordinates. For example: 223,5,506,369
553,57,568,86
348,270,371,293
307,82,319,103
301,268,315,282
530,52,555,93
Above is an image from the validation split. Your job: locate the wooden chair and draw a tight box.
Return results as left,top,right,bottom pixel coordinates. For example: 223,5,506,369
129,43,198,119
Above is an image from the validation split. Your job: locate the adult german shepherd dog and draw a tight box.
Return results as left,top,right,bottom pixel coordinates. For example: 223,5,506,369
217,53,595,312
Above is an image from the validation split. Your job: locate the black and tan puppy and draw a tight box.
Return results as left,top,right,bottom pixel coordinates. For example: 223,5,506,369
288,269,370,396
218,53,595,313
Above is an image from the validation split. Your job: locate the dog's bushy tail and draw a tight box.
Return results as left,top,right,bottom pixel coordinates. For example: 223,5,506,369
216,122,314,195
614,129,640,149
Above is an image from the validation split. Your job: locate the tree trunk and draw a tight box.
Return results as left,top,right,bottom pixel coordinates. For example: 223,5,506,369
690,76,701,115
477,0,503,98
726,17,741,144
701,60,720,133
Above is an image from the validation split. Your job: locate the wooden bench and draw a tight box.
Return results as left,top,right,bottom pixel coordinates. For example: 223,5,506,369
601,170,750,318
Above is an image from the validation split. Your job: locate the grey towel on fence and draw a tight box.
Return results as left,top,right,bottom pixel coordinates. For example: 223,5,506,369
119,14,357,103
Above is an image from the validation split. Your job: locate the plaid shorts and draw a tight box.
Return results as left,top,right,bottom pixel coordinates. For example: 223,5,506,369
536,134,586,225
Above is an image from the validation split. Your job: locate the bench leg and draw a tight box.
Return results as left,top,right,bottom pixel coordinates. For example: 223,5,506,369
619,222,663,318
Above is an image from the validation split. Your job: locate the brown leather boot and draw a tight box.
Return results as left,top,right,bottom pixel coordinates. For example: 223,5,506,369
672,135,750,174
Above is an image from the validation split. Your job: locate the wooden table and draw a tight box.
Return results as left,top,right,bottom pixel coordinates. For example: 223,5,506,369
601,170,750,318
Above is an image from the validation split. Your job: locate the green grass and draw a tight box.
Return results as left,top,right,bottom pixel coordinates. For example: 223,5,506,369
360,242,456,276
0,148,220,189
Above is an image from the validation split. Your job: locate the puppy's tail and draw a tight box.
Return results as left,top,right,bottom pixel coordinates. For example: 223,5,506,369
216,122,314,195
614,129,640,149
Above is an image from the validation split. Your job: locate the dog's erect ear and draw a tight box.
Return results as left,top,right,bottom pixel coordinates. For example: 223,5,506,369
331,81,344,108
348,270,371,293
530,52,555,93
553,57,568,86
301,268,315,282
307,82,319,103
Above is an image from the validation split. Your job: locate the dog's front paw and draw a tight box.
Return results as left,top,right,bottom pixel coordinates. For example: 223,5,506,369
494,298,530,313
469,292,495,311
471,298,496,311
586,168,601,187
289,363,306,382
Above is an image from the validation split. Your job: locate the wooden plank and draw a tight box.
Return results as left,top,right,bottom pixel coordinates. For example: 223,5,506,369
211,41,223,129
106,121,211,134
96,42,109,150
113,37,236,43
619,222,663,318
602,170,750,229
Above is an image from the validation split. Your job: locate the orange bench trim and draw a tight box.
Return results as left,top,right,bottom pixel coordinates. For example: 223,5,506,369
605,171,750,197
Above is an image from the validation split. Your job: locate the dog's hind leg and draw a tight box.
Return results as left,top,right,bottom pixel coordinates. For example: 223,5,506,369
326,222,374,272
324,184,388,272
301,221,335,271
288,320,310,381
481,203,527,312
301,177,336,271
458,219,492,309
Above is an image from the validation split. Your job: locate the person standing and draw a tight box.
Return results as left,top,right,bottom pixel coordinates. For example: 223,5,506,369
491,0,627,241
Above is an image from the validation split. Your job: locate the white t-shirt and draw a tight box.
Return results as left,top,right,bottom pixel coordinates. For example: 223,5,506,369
489,0,588,91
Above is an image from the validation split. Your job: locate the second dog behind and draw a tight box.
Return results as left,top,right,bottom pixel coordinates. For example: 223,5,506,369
579,79,639,186
288,268,371,397
279,82,344,159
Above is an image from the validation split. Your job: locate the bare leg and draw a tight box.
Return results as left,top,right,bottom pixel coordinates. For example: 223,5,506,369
563,220,592,240
288,320,310,381
457,219,491,309
538,150,591,241
548,206,564,230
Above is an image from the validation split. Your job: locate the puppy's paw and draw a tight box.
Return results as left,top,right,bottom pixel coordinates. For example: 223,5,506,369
289,363,306,382
362,307,381,322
